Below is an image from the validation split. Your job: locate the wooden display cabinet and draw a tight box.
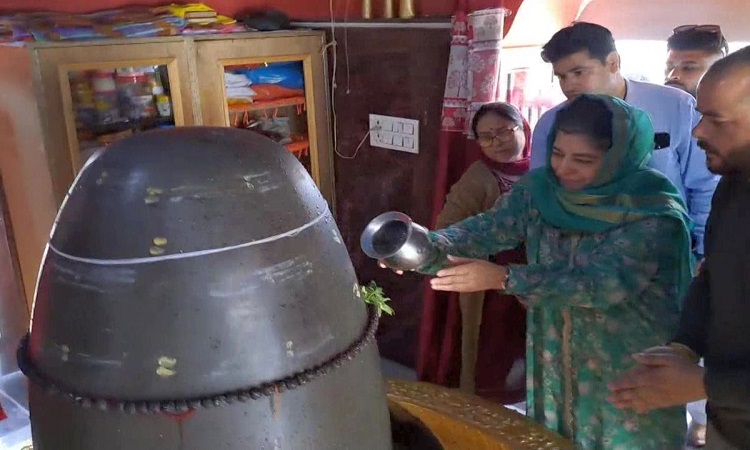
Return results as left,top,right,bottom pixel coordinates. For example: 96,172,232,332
0,31,334,308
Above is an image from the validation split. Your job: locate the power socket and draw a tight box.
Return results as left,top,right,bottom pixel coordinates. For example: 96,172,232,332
369,114,419,154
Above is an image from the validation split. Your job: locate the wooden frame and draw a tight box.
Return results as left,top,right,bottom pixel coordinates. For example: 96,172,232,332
0,46,61,311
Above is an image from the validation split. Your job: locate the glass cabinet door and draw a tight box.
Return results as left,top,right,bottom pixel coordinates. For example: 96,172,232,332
35,39,195,198
194,33,335,206
65,64,177,167
223,60,312,173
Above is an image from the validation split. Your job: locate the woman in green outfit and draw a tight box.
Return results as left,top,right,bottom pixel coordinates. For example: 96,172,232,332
415,95,693,449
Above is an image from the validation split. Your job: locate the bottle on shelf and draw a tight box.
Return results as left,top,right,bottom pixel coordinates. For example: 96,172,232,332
155,95,172,118
91,70,120,124
70,71,96,127
116,67,157,121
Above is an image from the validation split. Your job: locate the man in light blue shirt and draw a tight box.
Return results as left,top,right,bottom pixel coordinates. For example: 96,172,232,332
530,22,720,256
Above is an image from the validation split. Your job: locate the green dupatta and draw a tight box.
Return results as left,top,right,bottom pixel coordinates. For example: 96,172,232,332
518,94,694,299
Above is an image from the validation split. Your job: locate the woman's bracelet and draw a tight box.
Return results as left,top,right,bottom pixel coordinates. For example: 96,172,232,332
498,266,510,291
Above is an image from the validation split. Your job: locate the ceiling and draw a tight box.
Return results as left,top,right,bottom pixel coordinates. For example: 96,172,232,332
577,0,750,41
502,0,580,48
504,0,750,48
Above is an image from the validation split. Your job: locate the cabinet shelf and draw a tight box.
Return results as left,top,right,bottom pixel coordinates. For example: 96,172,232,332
228,96,306,113
77,116,174,136
285,137,310,157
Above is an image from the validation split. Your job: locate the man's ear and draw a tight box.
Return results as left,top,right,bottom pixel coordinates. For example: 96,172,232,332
606,52,621,74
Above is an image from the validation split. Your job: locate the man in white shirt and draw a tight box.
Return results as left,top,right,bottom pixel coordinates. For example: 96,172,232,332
530,22,720,258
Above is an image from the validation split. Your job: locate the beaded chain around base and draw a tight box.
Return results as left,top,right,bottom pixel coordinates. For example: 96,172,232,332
17,305,380,415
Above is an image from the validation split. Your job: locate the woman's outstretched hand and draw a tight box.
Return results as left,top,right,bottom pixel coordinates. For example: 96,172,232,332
430,256,508,293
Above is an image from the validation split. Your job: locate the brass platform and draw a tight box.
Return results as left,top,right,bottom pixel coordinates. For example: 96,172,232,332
387,380,573,450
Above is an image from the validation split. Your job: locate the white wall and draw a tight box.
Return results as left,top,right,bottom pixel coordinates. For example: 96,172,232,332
577,0,750,42
619,40,750,83
504,0,750,48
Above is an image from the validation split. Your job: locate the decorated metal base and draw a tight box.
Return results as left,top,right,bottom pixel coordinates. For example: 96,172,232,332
387,380,573,450
21,380,572,450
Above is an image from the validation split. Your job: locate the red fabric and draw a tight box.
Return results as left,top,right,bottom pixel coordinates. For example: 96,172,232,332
474,248,527,403
417,250,527,405
418,154,528,403
417,1,527,405
417,131,474,388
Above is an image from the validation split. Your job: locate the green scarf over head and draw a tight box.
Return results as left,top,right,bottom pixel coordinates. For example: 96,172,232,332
519,94,694,299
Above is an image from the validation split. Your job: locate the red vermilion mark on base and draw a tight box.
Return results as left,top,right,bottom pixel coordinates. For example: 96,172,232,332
168,410,196,422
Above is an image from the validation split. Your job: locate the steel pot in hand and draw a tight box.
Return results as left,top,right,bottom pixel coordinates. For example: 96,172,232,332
360,212,437,272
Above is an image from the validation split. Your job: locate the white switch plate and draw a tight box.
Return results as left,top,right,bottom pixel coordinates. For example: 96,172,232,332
369,114,419,154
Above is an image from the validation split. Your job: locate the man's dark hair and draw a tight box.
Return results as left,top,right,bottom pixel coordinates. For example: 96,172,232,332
471,102,524,138
703,45,750,81
554,95,613,151
668,26,729,56
541,22,616,64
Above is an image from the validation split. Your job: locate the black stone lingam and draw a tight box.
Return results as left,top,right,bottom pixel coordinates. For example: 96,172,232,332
18,127,391,449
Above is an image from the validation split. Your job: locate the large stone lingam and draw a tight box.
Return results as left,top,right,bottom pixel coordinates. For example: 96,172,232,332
18,127,392,449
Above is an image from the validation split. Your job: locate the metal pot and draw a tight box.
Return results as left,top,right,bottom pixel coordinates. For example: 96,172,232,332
360,212,436,272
